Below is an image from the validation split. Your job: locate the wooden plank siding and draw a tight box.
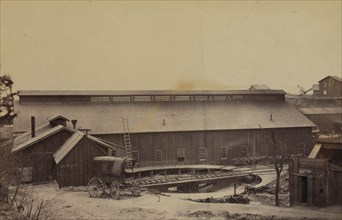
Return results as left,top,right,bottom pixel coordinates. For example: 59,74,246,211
21,130,72,154
304,114,342,133
319,77,342,97
18,130,73,182
56,137,109,187
95,127,313,167
289,157,342,207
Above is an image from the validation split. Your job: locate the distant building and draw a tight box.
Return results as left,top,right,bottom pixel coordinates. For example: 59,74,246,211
286,75,342,134
318,76,342,97
298,107,342,134
312,84,319,96
12,115,125,187
249,84,270,90
289,139,342,207
14,89,315,168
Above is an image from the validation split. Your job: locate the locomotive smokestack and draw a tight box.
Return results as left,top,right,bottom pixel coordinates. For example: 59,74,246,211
31,116,35,138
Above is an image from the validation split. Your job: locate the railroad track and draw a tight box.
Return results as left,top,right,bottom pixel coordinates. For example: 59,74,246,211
136,171,248,188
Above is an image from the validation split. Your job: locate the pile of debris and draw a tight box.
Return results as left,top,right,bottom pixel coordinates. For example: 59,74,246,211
243,185,271,194
186,194,250,204
232,156,272,166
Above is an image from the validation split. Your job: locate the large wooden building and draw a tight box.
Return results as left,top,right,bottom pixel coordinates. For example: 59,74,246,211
14,89,315,168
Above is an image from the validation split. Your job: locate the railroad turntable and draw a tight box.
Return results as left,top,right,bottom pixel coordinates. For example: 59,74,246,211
87,156,261,199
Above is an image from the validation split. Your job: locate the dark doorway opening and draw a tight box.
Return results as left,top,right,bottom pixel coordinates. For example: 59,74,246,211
300,176,308,203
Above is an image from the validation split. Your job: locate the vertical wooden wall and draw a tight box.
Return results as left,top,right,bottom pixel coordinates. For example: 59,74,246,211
56,137,109,187
95,127,313,167
319,78,342,97
19,130,72,182
289,157,342,207
305,114,342,133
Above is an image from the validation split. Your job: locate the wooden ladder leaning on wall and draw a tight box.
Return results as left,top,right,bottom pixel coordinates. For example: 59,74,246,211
122,117,133,168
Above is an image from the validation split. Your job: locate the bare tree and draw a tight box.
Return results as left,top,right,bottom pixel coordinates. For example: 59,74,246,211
271,132,287,207
297,85,313,96
259,125,289,207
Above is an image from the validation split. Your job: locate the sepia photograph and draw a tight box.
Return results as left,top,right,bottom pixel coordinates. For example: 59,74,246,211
0,0,341,219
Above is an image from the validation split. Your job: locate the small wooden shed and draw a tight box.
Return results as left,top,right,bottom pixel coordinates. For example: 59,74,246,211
289,140,342,207
12,115,125,187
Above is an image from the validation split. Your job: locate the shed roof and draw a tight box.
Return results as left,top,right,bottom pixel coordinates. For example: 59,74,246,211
49,115,70,122
298,107,342,115
17,89,286,96
12,120,125,153
53,131,84,164
319,75,342,82
14,101,315,134
12,124,66,153
308,144,322,158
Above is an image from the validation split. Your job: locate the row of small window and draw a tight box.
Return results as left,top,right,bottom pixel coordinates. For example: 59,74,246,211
131,144,306,163
90,95,279,103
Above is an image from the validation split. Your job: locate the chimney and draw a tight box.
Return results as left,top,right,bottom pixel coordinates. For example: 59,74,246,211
162,119,166,126
71,119,78,129
79,128,91,136
31,116,35,138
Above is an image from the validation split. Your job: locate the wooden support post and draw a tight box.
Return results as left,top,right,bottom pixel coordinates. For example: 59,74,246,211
234,184,237,195
289,158,294,206
293,158,299,205
308,174,313,206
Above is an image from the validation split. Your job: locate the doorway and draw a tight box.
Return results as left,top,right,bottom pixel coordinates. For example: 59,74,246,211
299,176,308,203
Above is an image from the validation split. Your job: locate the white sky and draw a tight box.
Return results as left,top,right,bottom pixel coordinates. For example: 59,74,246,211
0,1,341,93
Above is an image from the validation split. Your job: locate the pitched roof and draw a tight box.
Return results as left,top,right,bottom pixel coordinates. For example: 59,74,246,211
249,84,271,90
49,115,70,122
53,131,84,164
14,101,315,134
17,89,286,96
319,75,342,82
12,120,124,154
12,124,66,153
298,107,342,115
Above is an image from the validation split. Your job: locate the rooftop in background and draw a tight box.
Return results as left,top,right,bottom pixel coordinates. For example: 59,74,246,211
17,89,287,104
319,75,342,82
17,89,286,96
298,107,342,115
248,84,271,90
14,101,315,134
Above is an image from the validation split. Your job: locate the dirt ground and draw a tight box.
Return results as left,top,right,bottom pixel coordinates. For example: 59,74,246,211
22,170,341,220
